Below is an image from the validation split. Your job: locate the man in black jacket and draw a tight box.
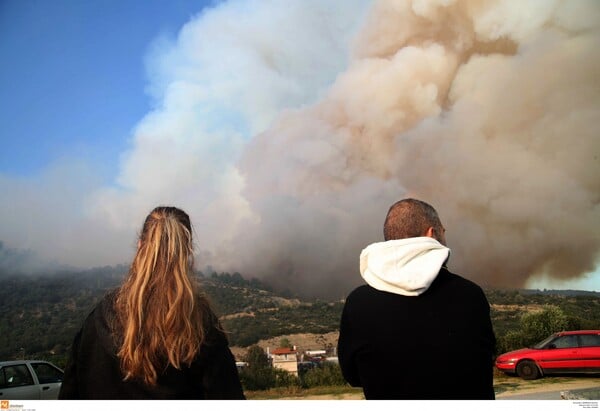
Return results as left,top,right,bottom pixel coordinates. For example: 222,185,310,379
338,198,496,399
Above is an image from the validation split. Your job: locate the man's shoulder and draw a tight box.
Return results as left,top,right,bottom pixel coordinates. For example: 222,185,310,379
436,268,488,298
346,284,376,298
440,268,480,286
344,284,388,305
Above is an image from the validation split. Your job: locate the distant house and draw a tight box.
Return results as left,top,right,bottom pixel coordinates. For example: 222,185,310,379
269,347,298,376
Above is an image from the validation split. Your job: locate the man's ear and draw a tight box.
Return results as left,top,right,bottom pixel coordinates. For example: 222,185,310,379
424,227,435,238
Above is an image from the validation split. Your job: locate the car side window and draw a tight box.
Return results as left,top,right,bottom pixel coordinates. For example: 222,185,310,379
552,335,579,349
579,334,600,347
31,363,63,384
1,365,34,387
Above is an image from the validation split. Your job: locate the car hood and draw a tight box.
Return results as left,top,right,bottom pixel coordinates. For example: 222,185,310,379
497,348,538,361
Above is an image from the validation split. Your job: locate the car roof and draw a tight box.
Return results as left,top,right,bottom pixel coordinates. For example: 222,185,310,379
0,360,53,367
557,330,600,336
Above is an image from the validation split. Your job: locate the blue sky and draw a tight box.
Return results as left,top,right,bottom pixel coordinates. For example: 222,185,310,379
0,0,598,293
0,0,211,181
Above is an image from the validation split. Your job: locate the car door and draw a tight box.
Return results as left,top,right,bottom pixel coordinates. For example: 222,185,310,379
537,335,581,373
578,333,600,371
29,362,63,400
0,363,40,400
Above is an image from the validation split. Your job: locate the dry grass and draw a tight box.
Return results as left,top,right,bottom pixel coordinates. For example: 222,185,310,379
492,367,600,399
490,304,546,312
244,385,363,400
243,371,600,399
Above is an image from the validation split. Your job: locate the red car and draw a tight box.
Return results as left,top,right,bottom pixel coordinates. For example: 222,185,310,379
495,330,600,380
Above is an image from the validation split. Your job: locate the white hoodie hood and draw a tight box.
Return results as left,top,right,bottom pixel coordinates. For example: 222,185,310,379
360,237,450,296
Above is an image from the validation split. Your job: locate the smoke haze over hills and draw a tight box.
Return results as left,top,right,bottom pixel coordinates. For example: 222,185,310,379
1,0,599,297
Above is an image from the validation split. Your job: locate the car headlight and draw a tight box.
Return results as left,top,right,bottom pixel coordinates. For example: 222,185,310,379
496,359,516,365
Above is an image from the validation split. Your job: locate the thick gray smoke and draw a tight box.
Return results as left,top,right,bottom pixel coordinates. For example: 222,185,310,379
223,0,600,296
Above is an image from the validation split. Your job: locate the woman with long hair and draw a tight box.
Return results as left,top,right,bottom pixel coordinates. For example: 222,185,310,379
59,206,245,399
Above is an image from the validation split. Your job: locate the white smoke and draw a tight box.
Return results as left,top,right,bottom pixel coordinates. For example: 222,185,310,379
87,0,372,272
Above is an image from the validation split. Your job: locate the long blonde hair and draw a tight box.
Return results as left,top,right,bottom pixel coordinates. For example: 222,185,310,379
115,206,214,386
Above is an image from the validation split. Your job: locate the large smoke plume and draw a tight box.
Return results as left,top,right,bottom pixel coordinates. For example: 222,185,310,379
2,0,598,297
219,0,600,296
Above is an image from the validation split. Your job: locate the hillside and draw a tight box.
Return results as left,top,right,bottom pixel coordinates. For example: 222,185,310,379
0,267,343,364
1,267,599,366
485,288,600,338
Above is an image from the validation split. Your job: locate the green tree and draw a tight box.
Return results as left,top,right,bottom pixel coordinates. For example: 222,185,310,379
274,368,300,388
239,345,276,391
497,305,570,353
244,345,270,369
520,305,568,347
279,338,292,349
301,362,347,388
496,329,525,354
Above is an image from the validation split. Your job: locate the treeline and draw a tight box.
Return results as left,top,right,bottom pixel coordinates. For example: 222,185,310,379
486,288,600,340
1,267,599,367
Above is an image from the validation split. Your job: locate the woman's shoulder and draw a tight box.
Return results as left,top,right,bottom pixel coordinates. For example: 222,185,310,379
204,314,229,346
94,289,118,320
78,289,115,323
81,290,119,340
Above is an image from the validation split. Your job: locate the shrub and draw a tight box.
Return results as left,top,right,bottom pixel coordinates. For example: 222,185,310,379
274,368,300,388
496,305,572,353
519,305,568,347
301,362,347,388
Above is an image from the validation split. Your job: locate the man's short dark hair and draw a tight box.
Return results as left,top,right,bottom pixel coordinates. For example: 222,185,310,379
383,198,443,241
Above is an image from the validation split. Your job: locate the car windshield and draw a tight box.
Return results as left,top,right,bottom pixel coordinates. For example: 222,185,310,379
531,333,557,349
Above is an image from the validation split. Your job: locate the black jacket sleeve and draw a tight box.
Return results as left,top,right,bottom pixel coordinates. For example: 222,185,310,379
58,328,82,399
474,286,497,399
202,344,245,399
337,294,361,387
189,328,245,400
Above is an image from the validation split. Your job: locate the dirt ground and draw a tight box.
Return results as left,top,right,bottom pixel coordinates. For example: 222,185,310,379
265,376,600,400
494,375,600,399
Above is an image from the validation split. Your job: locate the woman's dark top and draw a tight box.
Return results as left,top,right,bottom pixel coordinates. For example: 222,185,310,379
58,292,245,399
